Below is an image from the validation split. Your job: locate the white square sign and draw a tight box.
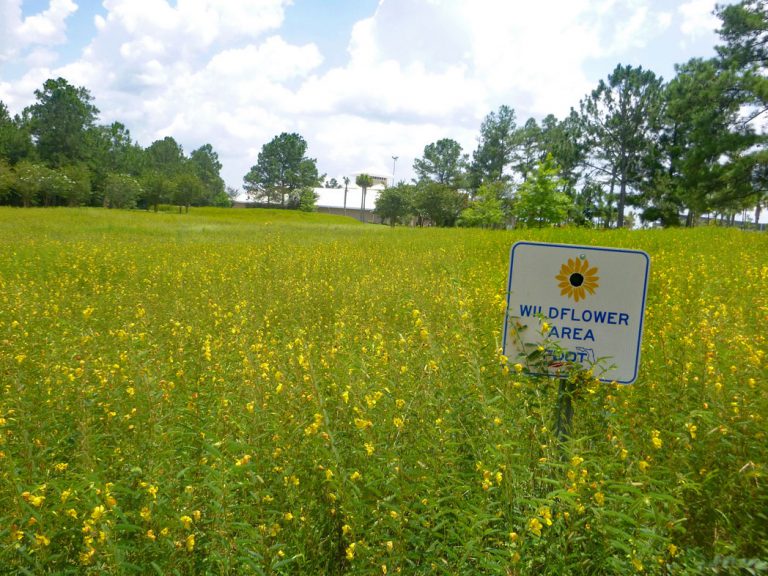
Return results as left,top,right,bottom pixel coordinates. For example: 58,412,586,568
502,241,650,384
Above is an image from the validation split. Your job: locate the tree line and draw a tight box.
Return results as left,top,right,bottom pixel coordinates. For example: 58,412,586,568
0,78,231,211
1,1,766,227
374,1,768,228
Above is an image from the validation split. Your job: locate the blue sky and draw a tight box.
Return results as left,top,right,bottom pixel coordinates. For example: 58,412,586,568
0,0,742,199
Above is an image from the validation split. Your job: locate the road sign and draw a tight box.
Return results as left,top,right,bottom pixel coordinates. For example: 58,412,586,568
503,241,650,384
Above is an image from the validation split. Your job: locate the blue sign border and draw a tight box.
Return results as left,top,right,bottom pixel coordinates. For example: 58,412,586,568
502,241,650,384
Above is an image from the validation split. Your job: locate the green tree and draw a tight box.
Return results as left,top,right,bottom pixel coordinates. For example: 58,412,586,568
375,183,414,226
651,58,756,225
104,173,141,209
13,160,49,207
715,0,768,221
412,181,465,227
190,144,225,205
0,102,34,165
60,164,91,206
343,176,350,216
458,181,511,228
580,64,665,227
146,136,186,176
356,173,374,222
24,77,99,167
413,138,466,188
243,132,321,208
172,172,205,213
0,158,14,203
140,170,173,212
513,154,572,228
469,105,517,189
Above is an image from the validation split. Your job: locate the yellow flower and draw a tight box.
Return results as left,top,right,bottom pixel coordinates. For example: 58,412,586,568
539,506,553,526
91,505,105,521
34,533,50,547
638,460,650,472
180,515,193,529
528,517,543,537
593,492,605,506
393,417,404,429
651,430,663,449
146,529,156,541
186,533,195,552
354,418,372,430
556,258,599,302
350,470,362,481
364,442,375,456
667,543,678,557
345,542,356,560
140,507,151,521
22,492,45,507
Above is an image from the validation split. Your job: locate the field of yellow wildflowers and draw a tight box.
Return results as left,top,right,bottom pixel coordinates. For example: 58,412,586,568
1,207,766,575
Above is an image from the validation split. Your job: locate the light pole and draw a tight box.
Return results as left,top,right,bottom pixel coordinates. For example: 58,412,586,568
391,155,398,187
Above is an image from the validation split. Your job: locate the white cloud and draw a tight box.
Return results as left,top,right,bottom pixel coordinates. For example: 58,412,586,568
18,0,78,45
678,0,720,40
0,0,733,189
0,0,77,64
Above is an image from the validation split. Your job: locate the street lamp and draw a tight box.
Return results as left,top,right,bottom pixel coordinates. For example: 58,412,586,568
391,155,398,186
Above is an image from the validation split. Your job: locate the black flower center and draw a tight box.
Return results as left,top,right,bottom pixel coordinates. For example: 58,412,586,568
569,272,584,287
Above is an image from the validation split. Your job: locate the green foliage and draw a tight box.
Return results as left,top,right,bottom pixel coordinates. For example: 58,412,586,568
0,211,766,574
297,187,318,212
12,160,49,207
458,182,510,228
374,183,414,226
0,158,14,202
104,173,142,209
355,173,374,221
23,77,99,167
244,132,321,208
0,101,34,164
412,181,466,226
513,154,573,227
580,64,665,228
470,104,517,188
146,136,186,176
413,138,466,187
190,143,226,205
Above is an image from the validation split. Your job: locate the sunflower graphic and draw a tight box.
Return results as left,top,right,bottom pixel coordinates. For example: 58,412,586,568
556,257,599,302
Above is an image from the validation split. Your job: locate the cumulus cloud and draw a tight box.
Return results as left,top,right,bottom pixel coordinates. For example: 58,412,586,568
0,0,77,65
678,0,720,41
0,0,730,188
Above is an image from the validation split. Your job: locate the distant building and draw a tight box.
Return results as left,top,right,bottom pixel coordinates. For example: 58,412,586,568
314,176,387,224
233,172,389,223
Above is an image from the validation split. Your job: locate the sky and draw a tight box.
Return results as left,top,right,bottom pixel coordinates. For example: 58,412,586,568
0,0,738,193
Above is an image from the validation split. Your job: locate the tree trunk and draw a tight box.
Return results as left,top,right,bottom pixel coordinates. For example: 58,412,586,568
617,177,627,229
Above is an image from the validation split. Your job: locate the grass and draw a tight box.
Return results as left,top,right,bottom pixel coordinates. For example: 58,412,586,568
0,207,766,575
